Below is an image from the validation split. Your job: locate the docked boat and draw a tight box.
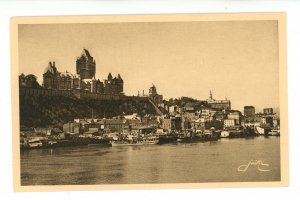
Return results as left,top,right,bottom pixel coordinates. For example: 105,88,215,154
111,136,159,147
176,136,197,143
220,131,230,138
268,129,280,136
243,127,256,137
141,136,159,144
255,126,265,135
177,130,219,143
158,134,177,144
110,141,143,147
255,126,271,136
27,138,43,148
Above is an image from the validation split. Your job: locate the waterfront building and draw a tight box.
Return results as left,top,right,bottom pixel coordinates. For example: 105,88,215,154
63,122,81,134
141,116,159,127
263,108,274,115
181,117,191,130
103,119,128,133
244,106,255,118
162,118,174,131
261,116,274,127
224,119,236,127
191,119,205,131
227,110,242,125
215,111,226,122
34,127,52,136
273,118,280,128
162,118,171,131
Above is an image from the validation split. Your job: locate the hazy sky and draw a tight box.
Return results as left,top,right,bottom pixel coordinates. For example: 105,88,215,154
19,21,279,111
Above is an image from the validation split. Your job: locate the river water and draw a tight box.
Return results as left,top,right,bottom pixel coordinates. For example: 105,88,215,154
20,136,280,185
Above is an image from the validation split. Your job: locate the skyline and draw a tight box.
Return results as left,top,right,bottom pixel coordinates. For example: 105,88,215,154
19,21,279,112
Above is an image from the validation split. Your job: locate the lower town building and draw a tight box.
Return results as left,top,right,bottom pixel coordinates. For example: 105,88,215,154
224,119,236,127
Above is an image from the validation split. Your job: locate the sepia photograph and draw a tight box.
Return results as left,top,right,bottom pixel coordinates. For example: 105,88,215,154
11,13,288,191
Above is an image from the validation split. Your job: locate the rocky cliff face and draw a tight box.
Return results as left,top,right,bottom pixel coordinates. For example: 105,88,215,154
19,95,157,128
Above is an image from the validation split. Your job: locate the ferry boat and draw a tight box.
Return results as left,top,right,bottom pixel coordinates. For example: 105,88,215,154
111,141,143,147
177,130,218,143
158,134,177,144
229,130,244,138
111,136,159,147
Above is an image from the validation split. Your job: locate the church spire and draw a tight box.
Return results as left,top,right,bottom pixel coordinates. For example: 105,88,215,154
210,90,213,100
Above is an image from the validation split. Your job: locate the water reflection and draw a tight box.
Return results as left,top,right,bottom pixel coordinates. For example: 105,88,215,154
21,137,280,185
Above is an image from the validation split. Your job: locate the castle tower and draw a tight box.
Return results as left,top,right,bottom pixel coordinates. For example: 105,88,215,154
76,49,96,80
149,84,157,96
148,84,163,105
43,61,59,89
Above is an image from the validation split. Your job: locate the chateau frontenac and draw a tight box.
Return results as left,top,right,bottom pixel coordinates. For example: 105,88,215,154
42,49,123,94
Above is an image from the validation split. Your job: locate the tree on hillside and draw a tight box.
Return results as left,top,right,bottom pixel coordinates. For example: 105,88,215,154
24,74,41,88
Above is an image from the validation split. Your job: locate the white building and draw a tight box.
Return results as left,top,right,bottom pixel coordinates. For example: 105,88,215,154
224,119,235,127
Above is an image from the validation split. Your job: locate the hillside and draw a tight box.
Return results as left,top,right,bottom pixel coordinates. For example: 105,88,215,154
19,95,158,128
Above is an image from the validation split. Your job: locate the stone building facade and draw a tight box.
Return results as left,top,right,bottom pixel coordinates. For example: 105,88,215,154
206,91,231,111
148,84,163,105
41,49,123,95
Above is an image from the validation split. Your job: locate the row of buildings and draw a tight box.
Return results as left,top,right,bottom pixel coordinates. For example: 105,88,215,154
157,92,279,132
22,88,279,139
57,91,279,135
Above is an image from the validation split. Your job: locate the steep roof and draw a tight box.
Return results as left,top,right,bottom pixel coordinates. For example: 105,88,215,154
82,49,93,60
117,74,123,81
108,72,113,80
44,62,58,74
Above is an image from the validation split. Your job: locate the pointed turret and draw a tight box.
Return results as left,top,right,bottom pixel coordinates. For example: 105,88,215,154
108,72,112,80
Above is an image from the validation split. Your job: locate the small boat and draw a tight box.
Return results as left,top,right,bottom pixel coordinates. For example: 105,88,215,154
268,129,280,136
255,126,265,135
220,131,230,138
27,138,43,148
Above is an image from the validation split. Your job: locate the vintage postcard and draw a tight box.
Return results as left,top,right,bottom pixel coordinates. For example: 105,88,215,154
11,13,288,191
